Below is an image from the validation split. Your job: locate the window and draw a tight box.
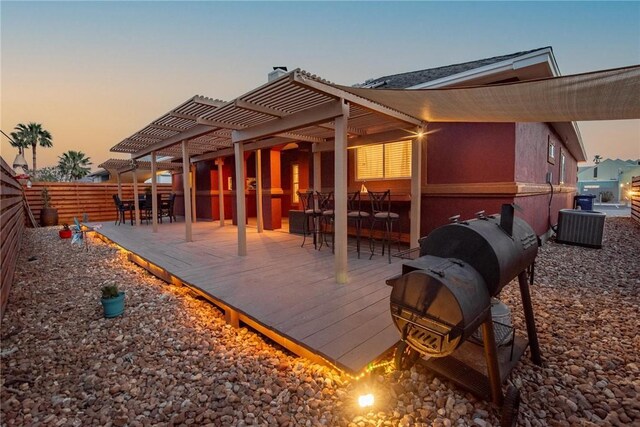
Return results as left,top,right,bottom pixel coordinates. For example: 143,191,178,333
355,141,412,180
547,136,555,164
560,152,566,184
292,164,300,203
593,167,598,178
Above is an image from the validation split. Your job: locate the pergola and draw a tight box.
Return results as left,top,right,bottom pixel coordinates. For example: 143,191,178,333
111,70,424,284
98,158,183,231
110,65,640,284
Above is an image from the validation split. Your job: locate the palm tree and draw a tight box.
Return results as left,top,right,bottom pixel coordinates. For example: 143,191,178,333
593,155,602,165
8,131,29,156
12,122,53,171
58,150,92,181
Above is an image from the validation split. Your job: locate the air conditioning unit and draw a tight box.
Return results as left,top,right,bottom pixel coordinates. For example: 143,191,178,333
556,209,605,249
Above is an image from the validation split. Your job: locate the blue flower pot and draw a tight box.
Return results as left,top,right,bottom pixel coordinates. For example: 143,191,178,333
101,292,125,318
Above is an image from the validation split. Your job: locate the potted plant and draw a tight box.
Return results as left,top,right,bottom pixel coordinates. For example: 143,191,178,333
40,187,59,226
59,223,72,239
100,284,125,318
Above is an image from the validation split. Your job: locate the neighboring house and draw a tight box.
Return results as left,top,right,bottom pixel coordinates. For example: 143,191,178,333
578,159,640,202
163,47,584,240
88,167,173,184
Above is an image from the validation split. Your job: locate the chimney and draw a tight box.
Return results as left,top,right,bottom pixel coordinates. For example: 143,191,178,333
268,66,288,82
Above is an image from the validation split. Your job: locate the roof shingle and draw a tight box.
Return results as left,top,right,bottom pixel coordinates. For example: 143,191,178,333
359,47,551,89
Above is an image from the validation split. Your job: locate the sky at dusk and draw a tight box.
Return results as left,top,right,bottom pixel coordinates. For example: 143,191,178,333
1,1,639,171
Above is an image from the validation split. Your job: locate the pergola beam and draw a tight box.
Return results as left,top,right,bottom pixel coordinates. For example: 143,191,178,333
277,132,325,143
197,118,243,129
292,72,423,127
148,123,188,132
244,137,291,152
132,124,214,159
311,127,418,153
235,99,286,117
193,97,226,108
232,101,343,144
317,122,367,136
170,111,198,120
190,148,234,163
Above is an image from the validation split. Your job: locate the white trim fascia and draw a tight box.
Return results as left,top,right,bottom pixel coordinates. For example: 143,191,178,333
408,47,557,89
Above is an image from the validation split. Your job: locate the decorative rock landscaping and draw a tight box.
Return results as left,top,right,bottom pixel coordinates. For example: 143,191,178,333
1,217,638,426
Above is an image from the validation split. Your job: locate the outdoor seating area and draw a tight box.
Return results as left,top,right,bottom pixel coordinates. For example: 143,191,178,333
295,189,406,262
111,193,176,226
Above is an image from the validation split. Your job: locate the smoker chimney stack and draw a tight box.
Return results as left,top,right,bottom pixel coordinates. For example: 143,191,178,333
268,66,288,82
500,204,515,237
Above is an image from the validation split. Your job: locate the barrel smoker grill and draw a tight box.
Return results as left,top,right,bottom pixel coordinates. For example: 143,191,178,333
387,205,543,426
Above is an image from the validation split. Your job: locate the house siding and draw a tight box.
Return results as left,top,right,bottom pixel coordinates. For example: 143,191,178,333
419,122,577,239
514,122,577,186
427,123,516,184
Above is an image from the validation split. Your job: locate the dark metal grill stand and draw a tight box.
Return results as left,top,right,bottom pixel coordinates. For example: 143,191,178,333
387,205,543,427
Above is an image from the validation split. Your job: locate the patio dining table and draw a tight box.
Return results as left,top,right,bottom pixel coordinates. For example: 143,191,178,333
122,194,170,225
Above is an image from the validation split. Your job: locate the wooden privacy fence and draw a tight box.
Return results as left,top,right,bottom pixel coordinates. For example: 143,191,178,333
632,176,639,224
25,182,173,225
1,157,25,318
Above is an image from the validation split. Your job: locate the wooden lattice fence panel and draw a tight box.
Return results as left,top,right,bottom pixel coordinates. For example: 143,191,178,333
24,182,172,225
0,157,25,318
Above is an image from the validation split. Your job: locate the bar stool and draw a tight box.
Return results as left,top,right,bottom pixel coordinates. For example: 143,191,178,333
347,191,370,258
317,191,334,250
368,190,401,263
297,190,321,249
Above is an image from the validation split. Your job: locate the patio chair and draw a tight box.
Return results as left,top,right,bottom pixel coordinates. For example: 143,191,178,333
297,190,321,249
112,194,133,226
317,191,334,251
347,191,370,258
141,193,153,225
160,193,176,223
368,190,401,263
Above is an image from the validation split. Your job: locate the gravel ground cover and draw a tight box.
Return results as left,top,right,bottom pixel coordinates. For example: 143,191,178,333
1,217,638,426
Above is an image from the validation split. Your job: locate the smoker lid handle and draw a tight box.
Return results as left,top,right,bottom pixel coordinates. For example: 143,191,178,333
385,274,402,287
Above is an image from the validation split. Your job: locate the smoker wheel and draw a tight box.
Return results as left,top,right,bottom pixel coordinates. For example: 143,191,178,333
394,341,419,370
500,386,521,427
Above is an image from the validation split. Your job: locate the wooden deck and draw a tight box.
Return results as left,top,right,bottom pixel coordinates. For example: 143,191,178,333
92,220,404,373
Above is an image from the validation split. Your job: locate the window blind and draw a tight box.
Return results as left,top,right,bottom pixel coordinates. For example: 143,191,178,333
385,141,412,178
356,144,384,180
355,140,411,180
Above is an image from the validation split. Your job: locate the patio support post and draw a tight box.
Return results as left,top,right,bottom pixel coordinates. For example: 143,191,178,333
217,158,225,226
410,128,423,248
182,141,193,242
234,141,247,256
116,173,122,200
334,100,350,284
190,164,197,223
256,149,264,233
132,169,141,226
313,144,322,192
151,151,158,233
